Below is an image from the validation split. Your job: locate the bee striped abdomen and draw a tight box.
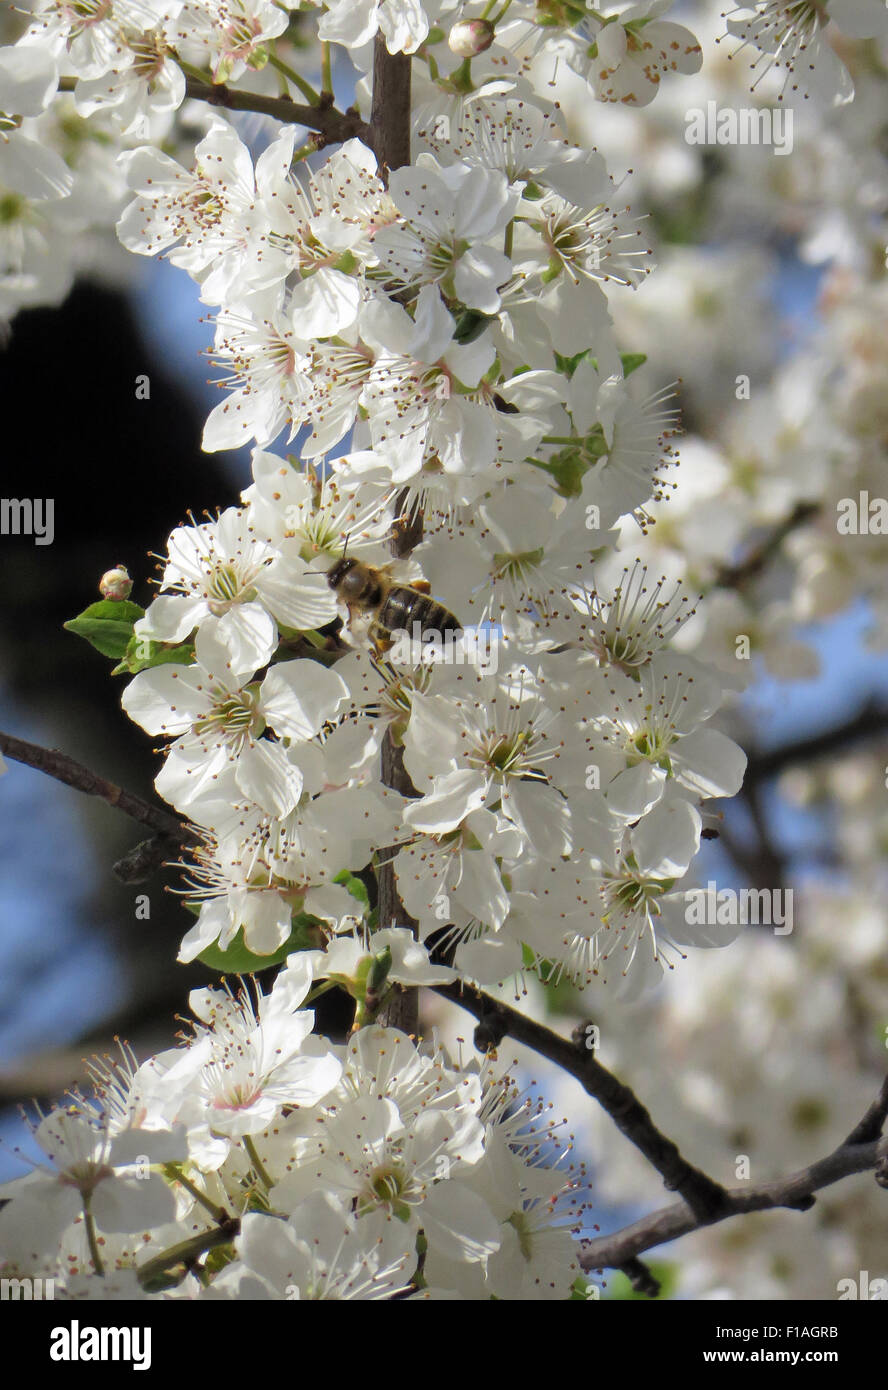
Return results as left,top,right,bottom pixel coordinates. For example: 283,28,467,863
327,555,462,654
380,588,461,635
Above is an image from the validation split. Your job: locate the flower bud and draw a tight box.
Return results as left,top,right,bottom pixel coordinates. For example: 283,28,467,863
448,18,495,57
99,565,133,601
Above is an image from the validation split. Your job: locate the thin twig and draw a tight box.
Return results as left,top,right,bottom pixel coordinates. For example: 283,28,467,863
745,701,888,784
58,74,369,146
579,1077,888,1272
845,1075,888,1146
434,981,732,1222
618,1257,662,1298
712,501,819,590
112,832,185,883
182,76,369,145
734,777,787,890
0,728,191,842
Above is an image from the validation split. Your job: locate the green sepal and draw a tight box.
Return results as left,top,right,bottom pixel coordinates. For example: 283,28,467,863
554,349,648,380
528,448,588,498
203,1243,238,1276
111,634,195,676
196,913,324,974
333,249,357,275
620,352,648,377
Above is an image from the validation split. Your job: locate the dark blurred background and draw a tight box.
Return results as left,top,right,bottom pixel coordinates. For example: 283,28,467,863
0,266,363,1163
0,276,243,1114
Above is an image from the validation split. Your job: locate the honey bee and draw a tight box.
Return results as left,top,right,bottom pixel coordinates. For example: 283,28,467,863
326,555,462,656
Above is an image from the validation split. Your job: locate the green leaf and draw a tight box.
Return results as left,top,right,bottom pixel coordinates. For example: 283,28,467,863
64,599,145,660
453,308,494,343
111,633,195,676
196,914,324,974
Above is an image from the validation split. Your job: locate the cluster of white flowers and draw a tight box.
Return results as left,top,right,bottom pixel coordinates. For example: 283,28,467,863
542,0,888,690
551,880,888,1299
2,0,885,1300
74,0,751,1006
0,974,583,1298
721,0,888,106
600,261,888,688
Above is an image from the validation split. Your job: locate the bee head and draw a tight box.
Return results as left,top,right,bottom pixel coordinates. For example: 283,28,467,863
327,556,364,596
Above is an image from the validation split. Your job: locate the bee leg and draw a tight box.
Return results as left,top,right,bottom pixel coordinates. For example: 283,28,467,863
369,621,393,657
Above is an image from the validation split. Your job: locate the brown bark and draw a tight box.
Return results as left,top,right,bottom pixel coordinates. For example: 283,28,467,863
368,38,412,179
367,36,417,1035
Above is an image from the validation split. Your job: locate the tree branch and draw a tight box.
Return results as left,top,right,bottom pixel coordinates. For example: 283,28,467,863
368,35,418,1036
712,501,819,590
618,1257,662,1298
377,735,420,1035
0,728,192,847
434,981,732,1223
744,700,888,784
182,77,370,145
579,1076,888,1273
729,776,788,891
59,74,370,146
845,1074,888,1146
368,36,412,178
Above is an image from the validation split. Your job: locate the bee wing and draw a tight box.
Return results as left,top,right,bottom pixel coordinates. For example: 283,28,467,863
384,557,426,587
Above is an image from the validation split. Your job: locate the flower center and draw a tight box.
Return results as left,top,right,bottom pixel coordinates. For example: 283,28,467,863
507,1210,535,1260
362,1164,412,1220
491,547,545,582
206,562,255,610
62,0,111,30
469,729,536,781
194,690,264,750
601,871,667,922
